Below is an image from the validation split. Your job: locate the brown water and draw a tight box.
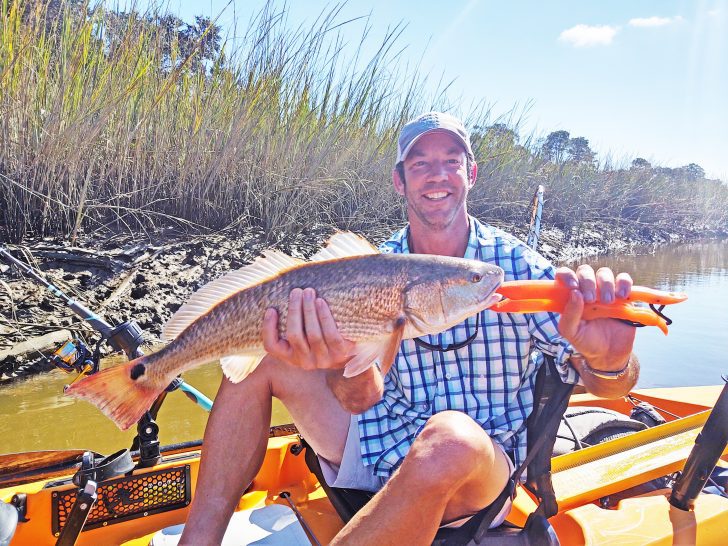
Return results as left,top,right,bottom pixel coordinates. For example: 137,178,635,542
1,240,727,455
584,240,728,389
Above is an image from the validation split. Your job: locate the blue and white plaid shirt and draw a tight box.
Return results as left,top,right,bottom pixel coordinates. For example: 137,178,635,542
358,217,580,477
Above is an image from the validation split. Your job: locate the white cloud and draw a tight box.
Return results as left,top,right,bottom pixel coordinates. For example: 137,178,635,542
559,24,619,47
628,16,683,27
708,8,721,17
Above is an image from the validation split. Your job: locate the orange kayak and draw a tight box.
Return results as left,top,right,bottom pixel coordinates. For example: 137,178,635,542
2,387,726,546
491,280,688,334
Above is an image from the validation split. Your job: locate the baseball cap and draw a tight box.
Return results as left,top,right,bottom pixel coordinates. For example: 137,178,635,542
396,111,474,163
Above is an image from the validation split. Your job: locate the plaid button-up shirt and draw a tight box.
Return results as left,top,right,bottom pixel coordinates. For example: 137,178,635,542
358,217,579,477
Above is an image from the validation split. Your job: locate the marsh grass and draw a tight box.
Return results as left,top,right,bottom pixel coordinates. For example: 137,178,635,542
1,0,726,245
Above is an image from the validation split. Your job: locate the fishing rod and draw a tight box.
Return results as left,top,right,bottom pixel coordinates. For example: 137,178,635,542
527,185,544,251
670,380,728,511
0,246,213,411
0,246,138,353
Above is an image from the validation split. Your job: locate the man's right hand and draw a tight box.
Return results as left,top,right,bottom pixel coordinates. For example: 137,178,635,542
262,287,385,412
262,287,355,370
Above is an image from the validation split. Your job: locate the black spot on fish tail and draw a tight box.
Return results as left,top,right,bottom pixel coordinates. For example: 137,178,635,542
130,363,146,380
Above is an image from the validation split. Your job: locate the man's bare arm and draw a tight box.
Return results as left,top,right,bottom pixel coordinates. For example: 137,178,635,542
327,366,385,414
571,352,640,399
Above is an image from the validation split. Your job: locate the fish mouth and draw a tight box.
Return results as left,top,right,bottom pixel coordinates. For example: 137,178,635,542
478,272,505,308
480,292,503,309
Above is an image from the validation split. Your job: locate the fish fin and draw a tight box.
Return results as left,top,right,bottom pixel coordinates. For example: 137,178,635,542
220,353,266,383
309,231,379,262
65,359,164,431
162,250,304,341
342,342,383,378
343,317,406,378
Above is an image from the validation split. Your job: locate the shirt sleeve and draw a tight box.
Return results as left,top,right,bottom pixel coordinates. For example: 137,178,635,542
516,244,580,385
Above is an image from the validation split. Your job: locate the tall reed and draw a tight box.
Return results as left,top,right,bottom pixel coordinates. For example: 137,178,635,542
1,0,726,245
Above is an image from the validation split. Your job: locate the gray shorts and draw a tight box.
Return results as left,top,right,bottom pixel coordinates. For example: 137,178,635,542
317,414,514,529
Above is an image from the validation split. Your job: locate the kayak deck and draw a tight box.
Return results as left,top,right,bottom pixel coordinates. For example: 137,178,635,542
1,386,727,545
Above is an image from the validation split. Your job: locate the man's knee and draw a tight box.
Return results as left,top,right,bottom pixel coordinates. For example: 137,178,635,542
229,355,312,402
217,356,275,401
406,411,497,487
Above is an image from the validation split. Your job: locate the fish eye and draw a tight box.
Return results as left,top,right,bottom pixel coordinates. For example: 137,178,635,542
471,273,482,283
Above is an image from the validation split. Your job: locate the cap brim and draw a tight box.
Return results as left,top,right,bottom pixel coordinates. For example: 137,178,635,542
397,128,470,163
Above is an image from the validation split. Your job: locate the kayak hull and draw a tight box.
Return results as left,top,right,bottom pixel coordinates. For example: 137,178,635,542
1,386,726,546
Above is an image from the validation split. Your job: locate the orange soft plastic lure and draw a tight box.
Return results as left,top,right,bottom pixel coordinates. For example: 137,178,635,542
491,280,688,335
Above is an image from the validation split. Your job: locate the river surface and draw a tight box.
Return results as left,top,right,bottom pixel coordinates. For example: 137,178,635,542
1,240,726,455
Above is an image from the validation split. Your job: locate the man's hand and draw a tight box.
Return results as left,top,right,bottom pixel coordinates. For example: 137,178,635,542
262,287,355,370
261,287,385,411
555,265,638,397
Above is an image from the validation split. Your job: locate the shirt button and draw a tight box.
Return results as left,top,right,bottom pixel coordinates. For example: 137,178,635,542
445,373,452,380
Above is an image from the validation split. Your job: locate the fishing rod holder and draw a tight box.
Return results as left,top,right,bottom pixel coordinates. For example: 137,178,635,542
54,449,135,546
134,413,162,469
106,320,145,360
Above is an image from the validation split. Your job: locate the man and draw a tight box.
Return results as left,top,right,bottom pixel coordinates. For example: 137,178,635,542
181,112,638,545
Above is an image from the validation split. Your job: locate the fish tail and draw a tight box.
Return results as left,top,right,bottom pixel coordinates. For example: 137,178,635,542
65,358,165,430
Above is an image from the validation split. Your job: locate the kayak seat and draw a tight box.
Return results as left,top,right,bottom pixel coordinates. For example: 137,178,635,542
0,500,18,546
432,512,559,546
149,503,311,545
300,356,569,545
302,439,559,545
302,439,374,523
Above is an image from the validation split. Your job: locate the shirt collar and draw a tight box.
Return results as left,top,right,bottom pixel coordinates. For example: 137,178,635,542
398,216,479,260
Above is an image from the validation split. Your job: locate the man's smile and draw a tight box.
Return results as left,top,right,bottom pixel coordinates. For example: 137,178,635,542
423,190,451,201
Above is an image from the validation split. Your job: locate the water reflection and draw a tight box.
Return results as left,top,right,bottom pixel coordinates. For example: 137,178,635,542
576,240,728,389
576,241,728,290
2,240,727,454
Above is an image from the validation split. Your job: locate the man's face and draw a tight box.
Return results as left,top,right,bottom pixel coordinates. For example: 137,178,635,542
394,131,476,231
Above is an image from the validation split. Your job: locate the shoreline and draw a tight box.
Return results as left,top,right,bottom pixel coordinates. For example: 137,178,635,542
0,221,723,382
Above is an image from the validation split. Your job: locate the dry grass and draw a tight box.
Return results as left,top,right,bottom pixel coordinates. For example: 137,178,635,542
1,0,726,245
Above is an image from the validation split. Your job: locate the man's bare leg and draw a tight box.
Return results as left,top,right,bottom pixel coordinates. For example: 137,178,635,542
180,357,349,545
331,410,511,546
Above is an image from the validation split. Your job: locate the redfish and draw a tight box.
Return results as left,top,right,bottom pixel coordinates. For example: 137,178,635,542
66,233,505,430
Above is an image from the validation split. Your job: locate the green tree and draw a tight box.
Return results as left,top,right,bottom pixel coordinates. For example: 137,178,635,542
631,158,652,170
683,163,705,180
567,136,595,165
541,130,570,164
105,11,222,72
14,0,87,34
484,123,517,146
18,1,222,73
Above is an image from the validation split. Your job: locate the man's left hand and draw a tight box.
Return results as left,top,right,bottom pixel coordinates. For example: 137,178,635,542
554,265,636,371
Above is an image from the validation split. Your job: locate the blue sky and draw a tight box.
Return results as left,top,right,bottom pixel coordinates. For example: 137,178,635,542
154,1,727,180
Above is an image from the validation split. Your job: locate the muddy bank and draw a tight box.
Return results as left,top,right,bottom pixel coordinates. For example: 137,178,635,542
0,220,720,382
